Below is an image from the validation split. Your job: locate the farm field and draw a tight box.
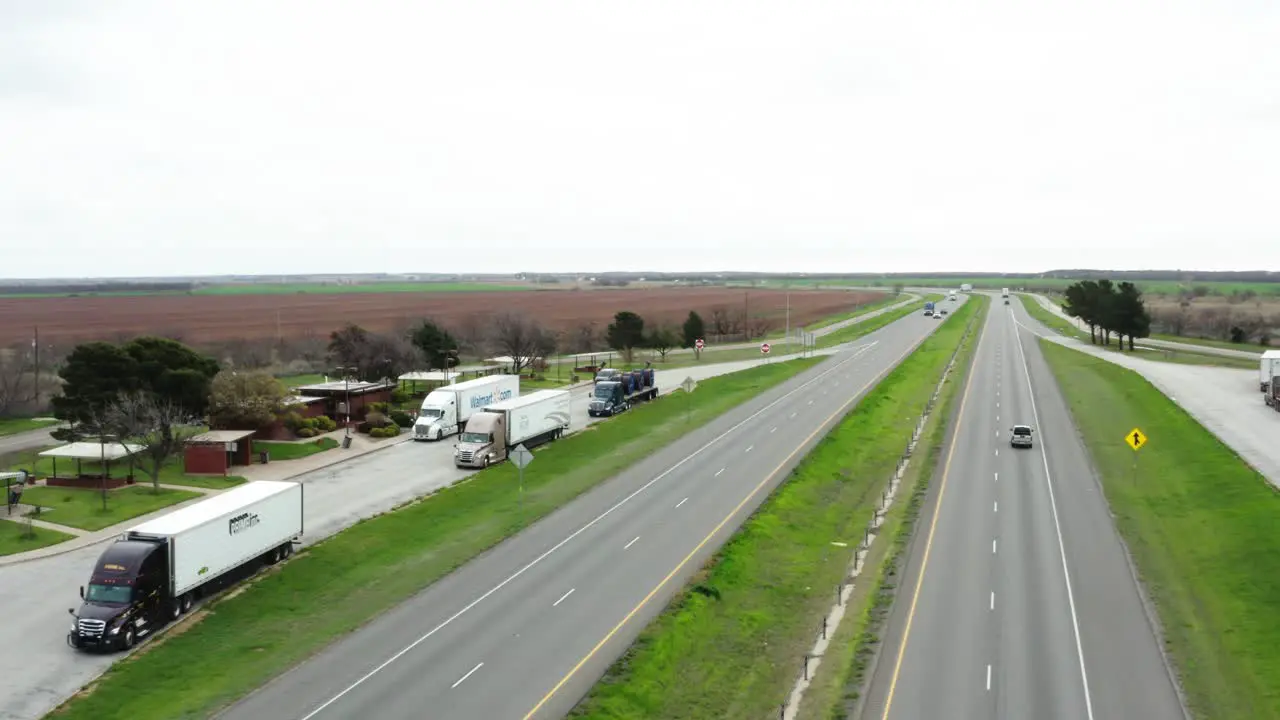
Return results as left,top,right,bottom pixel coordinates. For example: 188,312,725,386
0,287,882,346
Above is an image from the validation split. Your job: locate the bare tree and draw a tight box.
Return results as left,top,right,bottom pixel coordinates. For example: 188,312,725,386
107,391,201,493
221,338,274,370
0,346,32,416
450,313,490,359
709,307,732,340
490,312,547,374
745,315,774,340
1151,306,1190,337
568,321,600,354
1195,307,1233,340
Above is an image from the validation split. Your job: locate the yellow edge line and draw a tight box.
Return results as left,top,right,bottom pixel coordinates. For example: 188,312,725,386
522,330,932,719
878,305,988,719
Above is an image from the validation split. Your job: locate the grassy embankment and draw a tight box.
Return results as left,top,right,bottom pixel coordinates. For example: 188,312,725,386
1039,340,1280,720
0,417,58,437
569,296,984,719
6,449,246,491
253,437,339,461
799,298,984,719
0,523,77,557
49,355,825,720
1016,294,1257,370
16,485,202,532
812,294,945,351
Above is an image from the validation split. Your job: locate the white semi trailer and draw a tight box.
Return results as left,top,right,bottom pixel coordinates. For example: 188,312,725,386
68,481,304,652
454,389,572,469
413,374,519,441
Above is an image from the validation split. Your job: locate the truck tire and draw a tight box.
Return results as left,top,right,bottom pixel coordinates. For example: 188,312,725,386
482,456,491,468
121,625,136,650
436,428,444,441
180,593,193,614
170,599,183,621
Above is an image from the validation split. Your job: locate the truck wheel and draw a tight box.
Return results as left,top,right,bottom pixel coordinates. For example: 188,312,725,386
436,428,444,441
482,456,491,468
282,543,294,559
170,599,182,621
180,593,193,614
121,625,136,650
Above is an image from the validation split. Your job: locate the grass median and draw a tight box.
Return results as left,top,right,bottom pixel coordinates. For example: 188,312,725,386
569,296,983,719
49,355,824,720
0,417,58,437
18,485,201,532
254,437,339,461
0,521,77,556
1039,339,1280,720
800,297,984,720
815,295,945,350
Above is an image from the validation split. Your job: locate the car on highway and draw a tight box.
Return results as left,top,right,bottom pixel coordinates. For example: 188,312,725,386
1010,424,1034,448
940,308,948,315
933,311,942,319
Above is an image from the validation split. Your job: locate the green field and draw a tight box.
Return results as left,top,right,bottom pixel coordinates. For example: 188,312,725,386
0,417,57,437
49,356,825,720
254,437,339,461
1039,339,1280,719
1016,295,1257,370
570,296,984,719
18,485,201,532
0,522,77,557
763,277,1280,297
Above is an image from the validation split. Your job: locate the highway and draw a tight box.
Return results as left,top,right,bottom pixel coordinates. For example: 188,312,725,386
215,298,969,720
858,296,1186,720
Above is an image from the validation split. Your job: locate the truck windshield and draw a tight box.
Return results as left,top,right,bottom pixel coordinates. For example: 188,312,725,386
460,432,489,444
85,584,132,605
593,385,614,399
419,408,443,419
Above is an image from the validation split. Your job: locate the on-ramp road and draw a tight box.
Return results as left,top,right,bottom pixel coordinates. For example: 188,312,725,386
857,296,1186,719
215,299,966,720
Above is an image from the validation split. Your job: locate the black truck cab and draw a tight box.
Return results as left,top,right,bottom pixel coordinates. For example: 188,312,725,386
68,538,172,651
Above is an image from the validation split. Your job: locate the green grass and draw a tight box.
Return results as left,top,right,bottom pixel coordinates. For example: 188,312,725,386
4,450,246,491
194,281,538,295
18,485,201,532
254,437,339,461
568,297,984,719
1039,339,1280,720
48,355,825,720
1151,333,1269,354
814,295,945,350
1016,294,1259,370
0,521,77,556
0,417,58,437
800,299,984,720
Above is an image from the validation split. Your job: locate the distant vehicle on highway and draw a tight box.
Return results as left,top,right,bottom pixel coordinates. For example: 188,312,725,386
933,312,942,319
940,308,948,315
68,481,304,652
923,300,936,316
961,283,973,292
1010,424,1034,448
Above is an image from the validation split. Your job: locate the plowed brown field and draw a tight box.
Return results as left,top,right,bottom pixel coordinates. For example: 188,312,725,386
0,287,883,347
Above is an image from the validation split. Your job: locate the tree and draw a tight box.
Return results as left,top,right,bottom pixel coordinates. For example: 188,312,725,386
0,345,33,416
106,391,202,492
491,312,546,374
568,321,600,354
50,337,218,441
409,320,459,371
606,311,646,363
709,307,732,340
1061,279,1150,350
208,370,290,430
647,326,678,361
1111,282,1152,351
681,311,705,358
328,324,370,374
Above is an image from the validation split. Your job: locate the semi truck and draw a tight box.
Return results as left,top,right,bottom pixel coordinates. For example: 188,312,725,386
454,389,572,468
588,368,657,417
68,481,304,652
1267,376,1280,410
413,374,519,441
961,283,973,292
1260,350,1280,393
923,300,936,316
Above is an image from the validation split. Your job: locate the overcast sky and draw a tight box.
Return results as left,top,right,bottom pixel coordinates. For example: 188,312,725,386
2,0,1277,279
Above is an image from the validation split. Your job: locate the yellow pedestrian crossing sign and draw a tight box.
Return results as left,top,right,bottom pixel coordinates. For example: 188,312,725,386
1125,428,1147,451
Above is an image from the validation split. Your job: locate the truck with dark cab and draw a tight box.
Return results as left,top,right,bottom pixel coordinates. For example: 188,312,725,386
67,480,304,652
588,368,657,417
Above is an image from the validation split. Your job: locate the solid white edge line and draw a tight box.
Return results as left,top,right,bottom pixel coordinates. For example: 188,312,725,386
715,468,725,477
1011,307,1096,719
553,588,575,607
292,340,880,720
990,591,995,610
994,501,998,513
675,497,688,508
986,664,992,690
993,539,997,554
624,536,640,550
745,445,754,453
452,662,484,689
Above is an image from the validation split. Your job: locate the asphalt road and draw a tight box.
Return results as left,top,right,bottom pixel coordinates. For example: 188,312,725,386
858,297,1185,720
0,320,878,720
213,299,967,720
0,427,56,458
1016,296,1280,486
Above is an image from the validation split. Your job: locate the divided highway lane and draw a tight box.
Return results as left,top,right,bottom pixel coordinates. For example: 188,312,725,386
859,298,1185,720
218,300,968,720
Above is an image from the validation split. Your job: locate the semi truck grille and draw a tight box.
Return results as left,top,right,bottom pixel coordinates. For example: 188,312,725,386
77,619,106,636
457,451,474,463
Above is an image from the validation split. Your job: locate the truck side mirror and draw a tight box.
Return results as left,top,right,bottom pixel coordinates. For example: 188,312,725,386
68,607,75,616
78,586,84,599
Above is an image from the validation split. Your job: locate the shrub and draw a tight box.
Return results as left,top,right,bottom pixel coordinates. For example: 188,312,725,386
296,427,318,438
389,410,414,428
365,410,392,428
356,421,373,434
313,415,338,432
368,402,391,415
391,388,412,406
369,425,401,439
281,411,304,433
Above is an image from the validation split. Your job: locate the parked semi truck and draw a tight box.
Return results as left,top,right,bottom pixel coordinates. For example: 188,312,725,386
414,374,519,441
454,389,572,468
1267,376,1280,410
68,481,304,652
588,368,657,417
1261,350,1280,393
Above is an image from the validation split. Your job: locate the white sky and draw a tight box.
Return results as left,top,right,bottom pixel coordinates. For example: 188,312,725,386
2,0,1278,279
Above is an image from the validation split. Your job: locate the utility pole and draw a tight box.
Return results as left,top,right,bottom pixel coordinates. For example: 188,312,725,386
784,288,790,351
32,327,40,407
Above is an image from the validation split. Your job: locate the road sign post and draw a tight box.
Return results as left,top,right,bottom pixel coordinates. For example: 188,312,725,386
510,443,534,519
761,342,771,362
695,338,705,360
680,376,697,423
1125,427,1147,487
